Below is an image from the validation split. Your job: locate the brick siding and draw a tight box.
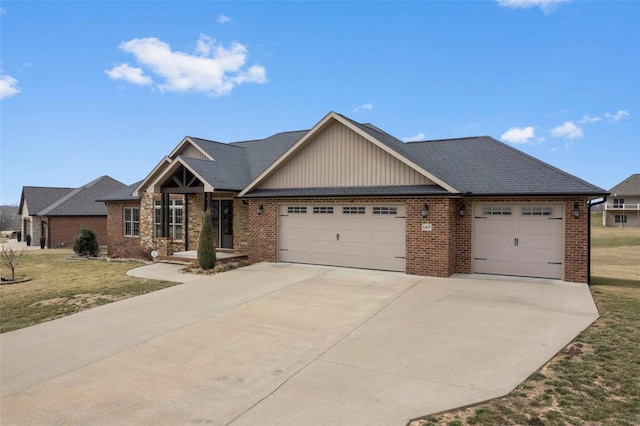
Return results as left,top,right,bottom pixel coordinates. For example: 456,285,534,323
247,196,591,283
106,201,146,258
46,216,107,249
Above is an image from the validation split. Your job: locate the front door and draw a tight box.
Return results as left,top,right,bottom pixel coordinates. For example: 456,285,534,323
221,200,233,249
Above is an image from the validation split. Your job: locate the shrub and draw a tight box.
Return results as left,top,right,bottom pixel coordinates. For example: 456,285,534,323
197,210,217,270
73,226,99,257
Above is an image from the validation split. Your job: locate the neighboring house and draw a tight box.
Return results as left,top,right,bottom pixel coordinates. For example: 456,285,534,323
602,174,640,227
102,112,607,283
19,176,126,248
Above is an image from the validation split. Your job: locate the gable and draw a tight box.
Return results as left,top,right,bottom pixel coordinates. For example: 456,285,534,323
258,121,433,189
176,143,211,160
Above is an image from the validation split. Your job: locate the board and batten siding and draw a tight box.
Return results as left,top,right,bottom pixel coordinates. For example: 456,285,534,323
260,121,432,188
178,144,210,160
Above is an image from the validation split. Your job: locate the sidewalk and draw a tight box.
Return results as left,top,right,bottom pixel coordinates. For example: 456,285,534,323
0,239,46,251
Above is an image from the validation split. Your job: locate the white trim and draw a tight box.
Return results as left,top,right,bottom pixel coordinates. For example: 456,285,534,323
133,157,172,197
148,157,215,193
238,112,458,196
168,136,215,161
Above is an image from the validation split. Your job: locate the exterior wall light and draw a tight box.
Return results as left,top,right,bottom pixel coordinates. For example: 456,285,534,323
573,202,580,218
421,204,429,218
459,205,466,217
256,204,264,215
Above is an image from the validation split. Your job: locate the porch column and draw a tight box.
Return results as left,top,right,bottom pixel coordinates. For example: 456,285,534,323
161,193,170,238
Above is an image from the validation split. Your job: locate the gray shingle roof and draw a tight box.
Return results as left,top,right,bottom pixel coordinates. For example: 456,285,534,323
610,174,640,196
403,137,605,195
27,176,126,216
19,187,74,215
97,181,143,202
124,112,606,200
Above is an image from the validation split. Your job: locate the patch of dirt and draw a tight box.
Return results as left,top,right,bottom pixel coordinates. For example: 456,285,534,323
29,293,124,309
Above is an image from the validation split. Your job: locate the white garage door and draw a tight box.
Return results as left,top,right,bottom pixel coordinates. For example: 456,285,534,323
473,204,564,279
278,204,406,272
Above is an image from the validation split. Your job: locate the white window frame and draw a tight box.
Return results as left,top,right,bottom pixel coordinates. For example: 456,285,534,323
613,198,625,208
123,207,139,237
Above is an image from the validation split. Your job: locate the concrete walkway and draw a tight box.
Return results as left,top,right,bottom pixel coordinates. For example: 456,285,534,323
0,263,599,425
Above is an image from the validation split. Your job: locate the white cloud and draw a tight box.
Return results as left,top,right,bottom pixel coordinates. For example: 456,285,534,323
352,103,373,112
496,0,570,13
0,75,21,100
605,110,630,122
217,14,232,24
105,63,152,85
501,126,536,144
551,121,583,139
577,114,602,124
403,132,426,142
106,35,266,96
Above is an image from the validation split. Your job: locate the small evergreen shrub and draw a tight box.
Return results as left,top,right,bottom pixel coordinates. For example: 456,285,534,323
73,226,99,257
198,210,217,270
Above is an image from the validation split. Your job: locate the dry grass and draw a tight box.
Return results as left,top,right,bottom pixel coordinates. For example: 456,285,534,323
0,250,176,332
411,213,640,426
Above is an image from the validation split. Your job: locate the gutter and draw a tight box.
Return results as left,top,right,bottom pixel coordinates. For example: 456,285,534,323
588,196,607,285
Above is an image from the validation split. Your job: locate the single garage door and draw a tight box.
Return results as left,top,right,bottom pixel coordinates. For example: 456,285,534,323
473,204,564,279
278,204,406,272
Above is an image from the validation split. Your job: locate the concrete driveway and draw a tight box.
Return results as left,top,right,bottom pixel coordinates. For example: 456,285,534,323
1,263,598,425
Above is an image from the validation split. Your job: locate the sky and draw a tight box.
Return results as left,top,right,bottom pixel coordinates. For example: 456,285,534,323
1,0,638,205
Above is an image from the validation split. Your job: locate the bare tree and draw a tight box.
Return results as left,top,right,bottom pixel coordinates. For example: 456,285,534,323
1,246,29,281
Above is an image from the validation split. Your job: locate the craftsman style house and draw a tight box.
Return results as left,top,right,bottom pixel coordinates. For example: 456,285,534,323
602,174,640,227
19,176,126,248
101,112,607,283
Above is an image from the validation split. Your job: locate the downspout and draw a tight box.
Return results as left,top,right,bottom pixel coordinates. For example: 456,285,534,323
588,197,607,285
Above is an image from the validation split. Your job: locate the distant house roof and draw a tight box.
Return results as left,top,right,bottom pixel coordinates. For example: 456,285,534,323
97,181,143,202
113,111,606,201
19,187,74,215
20,176,126,216
610,174,640,196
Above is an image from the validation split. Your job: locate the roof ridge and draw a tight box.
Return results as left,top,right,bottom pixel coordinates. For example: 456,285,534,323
407,136,485,144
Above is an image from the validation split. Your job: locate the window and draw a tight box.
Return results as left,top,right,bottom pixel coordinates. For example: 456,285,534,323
343,206,366,215
313,206,334,214
482,206,512,216
615,214,627,223
154,199,184,240
372,206,398,215
613,198,625,208
521,206,554,216
123,207,139,237
287,206,307,214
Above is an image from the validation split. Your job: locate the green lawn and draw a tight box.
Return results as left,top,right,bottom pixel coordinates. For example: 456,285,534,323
0,250,176,333
412,214,640,425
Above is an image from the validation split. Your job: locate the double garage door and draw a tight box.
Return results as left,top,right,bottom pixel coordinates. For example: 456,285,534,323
278,204,406,272
473,204,564,279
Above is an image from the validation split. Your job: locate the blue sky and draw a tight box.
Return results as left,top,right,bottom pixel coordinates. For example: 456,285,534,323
1,0,638,204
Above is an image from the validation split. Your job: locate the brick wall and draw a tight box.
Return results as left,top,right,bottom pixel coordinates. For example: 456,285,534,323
246,196,591,283
405,198,457,277
246,196,454,275
564,197,589,283
48,216,107,249
106,201,146,258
